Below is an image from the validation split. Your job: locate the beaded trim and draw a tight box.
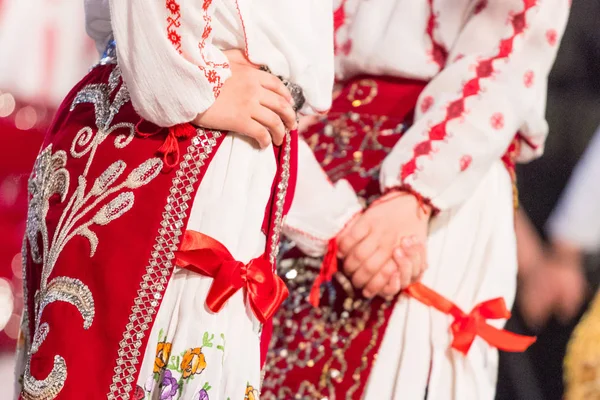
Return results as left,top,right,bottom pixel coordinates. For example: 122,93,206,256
107,129,222,399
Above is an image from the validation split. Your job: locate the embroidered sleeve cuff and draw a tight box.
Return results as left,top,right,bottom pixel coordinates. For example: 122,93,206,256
283,179,363,257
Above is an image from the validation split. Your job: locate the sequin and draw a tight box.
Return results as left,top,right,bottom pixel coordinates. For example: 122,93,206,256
108,129,222,399
22,62,163,400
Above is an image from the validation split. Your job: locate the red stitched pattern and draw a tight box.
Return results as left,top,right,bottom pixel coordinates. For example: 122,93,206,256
546,28,557,46
426,0,448,69
197,0,229,97
400,1,537,182
334,0,351,55
166,0,182,53
420,96,434,113
491,112,505,130
523,70,535,87
459,155,472,172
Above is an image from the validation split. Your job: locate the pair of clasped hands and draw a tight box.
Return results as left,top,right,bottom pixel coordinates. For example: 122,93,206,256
195,50,430,299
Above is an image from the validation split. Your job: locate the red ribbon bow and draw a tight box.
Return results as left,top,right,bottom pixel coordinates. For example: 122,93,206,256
405,282,536,354
174,230,289,323
136,121,197,169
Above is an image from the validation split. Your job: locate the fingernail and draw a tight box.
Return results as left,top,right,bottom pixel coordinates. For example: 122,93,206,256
289,97,295,106
394,248,404,258
363,290,373,298
402,237,413,247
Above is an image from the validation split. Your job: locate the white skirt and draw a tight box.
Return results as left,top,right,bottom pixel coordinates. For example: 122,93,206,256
134,134,277,400
364,161,518,400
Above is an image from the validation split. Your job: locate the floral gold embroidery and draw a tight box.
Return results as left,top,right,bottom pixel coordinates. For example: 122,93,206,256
245,383,259,400
154,342,173,373
181,348,207,379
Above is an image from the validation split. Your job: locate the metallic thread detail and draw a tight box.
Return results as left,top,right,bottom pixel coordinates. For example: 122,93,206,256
107,129,222,399
21,356,67,400
30,323,49,355
268,129,292,266
22,64,162,400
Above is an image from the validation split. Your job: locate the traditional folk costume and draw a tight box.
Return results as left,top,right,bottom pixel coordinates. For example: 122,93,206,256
263,1,570,399
14,0,340,399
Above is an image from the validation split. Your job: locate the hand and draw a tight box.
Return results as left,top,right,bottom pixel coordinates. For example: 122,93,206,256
193,49,297,148
519,241,587,330
337,191,431,298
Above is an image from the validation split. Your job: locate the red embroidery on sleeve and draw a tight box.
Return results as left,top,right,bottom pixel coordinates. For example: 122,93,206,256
334,0,352,55
459,155,472,171
166,0,183,53
400,1,537,182
523,70,534,87
420,96,434,113
491,113,505,130
427,0,448,69
197,0,229,98
546,29,558,46
165,0,229,98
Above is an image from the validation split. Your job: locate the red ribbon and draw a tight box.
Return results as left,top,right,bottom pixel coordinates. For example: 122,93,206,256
309,238,536,355
174,230,289,323
405,282,536,354
309,238,338,307
136,121,197,169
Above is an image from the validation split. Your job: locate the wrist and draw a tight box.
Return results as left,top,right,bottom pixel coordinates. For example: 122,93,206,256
380,185,437,219
551,239,583,268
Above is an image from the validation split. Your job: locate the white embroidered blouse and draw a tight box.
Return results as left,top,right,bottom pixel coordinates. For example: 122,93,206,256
335,0,570,210
84,0,334,126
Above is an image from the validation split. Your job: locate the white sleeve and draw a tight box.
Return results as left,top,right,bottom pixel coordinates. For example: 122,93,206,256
109,0,231,127
380,0,570,211
283,139,363,257
546,127,600,252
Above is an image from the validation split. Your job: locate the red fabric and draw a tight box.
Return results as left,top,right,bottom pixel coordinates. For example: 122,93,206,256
405,283,535,354
175,230,289,323
309,238,338,307
264,75,526,399
20,64,225,399
305,76,426,198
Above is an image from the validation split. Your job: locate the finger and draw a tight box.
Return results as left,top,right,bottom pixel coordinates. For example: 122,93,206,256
350,248,390,291
241,119,271,148
362,260,397,299
401,237,427,280
260,90,297,131
259,71,293,103
252,106,285,146
343,236,379,277
338,218,371,257
392,248,413,289
380,272,402,299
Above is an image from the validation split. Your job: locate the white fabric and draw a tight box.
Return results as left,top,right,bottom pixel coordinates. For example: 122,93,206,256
547,125,600,252
334,0,569,210
364,160,517,400
85,0,334,126
136,133,361,398
283,139,363,257
136,134,274,399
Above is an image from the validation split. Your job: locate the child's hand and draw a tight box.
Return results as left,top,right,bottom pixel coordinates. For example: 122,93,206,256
378,237,428,299
194,49,297,148
337,191,430,298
